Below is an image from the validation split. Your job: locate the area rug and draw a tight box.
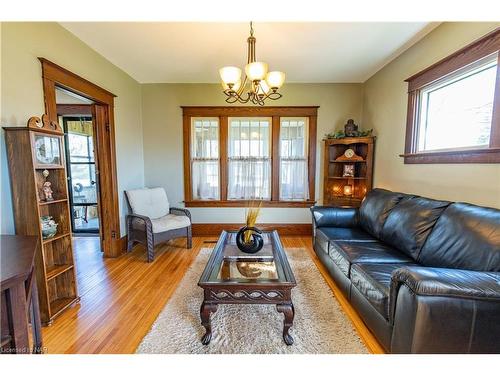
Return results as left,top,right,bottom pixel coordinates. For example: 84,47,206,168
136,247,368,354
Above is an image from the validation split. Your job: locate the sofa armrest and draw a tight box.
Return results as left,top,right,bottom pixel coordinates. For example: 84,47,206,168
310,206,359,228
391,266,500,303
170,207,192,222
389,266,500,353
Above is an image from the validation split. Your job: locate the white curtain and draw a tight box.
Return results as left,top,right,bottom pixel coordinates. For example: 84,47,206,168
191,118,220,200
227,118,271,200
280,118,309,201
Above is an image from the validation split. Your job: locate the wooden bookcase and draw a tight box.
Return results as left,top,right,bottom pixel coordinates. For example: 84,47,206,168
4,118,79,326
322,137,375,207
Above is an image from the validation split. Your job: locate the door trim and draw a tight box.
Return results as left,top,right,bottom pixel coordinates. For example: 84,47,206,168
39,58,122,257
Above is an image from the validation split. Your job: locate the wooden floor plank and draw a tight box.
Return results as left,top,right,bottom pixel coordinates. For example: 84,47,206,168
41,235,383,354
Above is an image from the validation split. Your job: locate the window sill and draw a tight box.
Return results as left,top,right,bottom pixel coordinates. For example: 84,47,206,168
400,147,500,164
184,200,317,208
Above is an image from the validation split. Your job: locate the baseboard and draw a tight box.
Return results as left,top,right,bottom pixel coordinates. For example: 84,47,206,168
192,223,312,236
120,224,312,250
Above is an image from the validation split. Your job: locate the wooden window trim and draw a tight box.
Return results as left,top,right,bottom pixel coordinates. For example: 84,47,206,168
182,106,318,208
401,28,500,164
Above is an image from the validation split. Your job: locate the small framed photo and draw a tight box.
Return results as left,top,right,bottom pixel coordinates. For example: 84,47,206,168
342,164,355,177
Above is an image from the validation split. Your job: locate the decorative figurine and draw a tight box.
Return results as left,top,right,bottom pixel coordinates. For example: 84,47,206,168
344,119,359,137
41,169,54,201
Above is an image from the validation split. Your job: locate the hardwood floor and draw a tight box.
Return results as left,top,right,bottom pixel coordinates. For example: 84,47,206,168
41,235,384,354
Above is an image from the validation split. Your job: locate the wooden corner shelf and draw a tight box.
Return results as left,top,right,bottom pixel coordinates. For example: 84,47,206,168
323,136,375,207
3,125,78,326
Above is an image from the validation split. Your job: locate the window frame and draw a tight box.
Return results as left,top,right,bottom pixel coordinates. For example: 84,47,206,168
402,28,500,164
182,106,318,207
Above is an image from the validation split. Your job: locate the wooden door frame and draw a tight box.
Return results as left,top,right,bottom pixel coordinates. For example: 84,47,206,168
39,58,122,257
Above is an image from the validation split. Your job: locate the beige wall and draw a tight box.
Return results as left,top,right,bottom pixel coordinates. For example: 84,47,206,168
0,22,145,234
141,83,364,223
363,22,500,208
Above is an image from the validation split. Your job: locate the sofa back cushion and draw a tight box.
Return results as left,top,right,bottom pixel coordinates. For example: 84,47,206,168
359,189,408,238
126,187,170,219
380,196,451,260
418,203,500,271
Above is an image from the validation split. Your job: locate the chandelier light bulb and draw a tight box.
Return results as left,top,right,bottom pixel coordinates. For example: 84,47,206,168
266,71,285,89
219,66,242,87
245,62,268,82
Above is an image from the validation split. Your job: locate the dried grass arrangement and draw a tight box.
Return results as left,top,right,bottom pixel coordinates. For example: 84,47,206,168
244,201,263,243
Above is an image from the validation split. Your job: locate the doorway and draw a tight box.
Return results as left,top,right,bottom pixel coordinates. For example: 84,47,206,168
40,57,121,258
62,116,100,234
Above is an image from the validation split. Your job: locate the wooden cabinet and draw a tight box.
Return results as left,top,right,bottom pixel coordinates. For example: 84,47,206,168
4,120,79,326
322,137,375,207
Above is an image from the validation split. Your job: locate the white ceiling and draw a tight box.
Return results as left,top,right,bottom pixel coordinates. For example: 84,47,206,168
60,22,438,84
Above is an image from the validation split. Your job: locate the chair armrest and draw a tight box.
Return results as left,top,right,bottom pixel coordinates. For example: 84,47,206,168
170,207,192,222
126,213,153,231
310,206,359,228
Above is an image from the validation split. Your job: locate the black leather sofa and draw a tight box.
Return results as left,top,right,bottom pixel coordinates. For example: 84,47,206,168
311,188,500,353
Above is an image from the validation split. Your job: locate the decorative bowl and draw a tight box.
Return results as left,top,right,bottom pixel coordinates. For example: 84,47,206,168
236,226,264,254
41,216,58,239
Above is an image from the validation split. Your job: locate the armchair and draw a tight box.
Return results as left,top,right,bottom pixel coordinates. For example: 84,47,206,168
125,187,192,262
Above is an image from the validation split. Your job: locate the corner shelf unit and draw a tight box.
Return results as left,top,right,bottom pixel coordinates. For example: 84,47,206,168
3,125,79,326
323,136,375,207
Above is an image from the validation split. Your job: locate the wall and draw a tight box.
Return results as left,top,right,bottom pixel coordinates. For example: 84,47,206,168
141,83,364,223
363,22,500,208
0,22,145,234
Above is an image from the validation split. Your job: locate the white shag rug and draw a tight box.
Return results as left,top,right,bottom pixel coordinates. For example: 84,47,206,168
136,247,368,354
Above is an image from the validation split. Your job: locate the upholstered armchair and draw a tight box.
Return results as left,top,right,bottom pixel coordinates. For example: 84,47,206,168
125,187,192,262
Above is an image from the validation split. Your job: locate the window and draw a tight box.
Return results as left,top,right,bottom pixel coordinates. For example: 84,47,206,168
182,107,318,207
191,118,220,200
227,118,271,200
403,29,500,163
280,118,309,201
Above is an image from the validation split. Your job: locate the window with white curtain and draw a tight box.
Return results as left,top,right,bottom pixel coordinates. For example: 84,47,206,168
227,118,271,200
280,118,309,201
191,118,219,200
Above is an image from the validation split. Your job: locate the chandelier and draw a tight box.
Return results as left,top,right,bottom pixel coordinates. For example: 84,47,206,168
219,22,285,106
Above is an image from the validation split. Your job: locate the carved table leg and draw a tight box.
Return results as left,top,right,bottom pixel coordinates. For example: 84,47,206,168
277,303,295,345
200,301,218,345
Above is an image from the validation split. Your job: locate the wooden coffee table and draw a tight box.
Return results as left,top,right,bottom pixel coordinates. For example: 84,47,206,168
198,230,297,345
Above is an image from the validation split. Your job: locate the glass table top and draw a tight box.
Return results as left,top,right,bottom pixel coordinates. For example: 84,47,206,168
201,231,294,285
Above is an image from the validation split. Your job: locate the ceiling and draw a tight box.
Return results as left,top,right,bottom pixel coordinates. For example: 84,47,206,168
60,22,438,84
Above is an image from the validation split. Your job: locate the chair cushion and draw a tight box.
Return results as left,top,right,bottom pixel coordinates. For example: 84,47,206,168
329,240,413,278
351,263,416,320
418,203,500,271
151,214,190,233
317,227,378,243
359,189,409,238
380,196,451,260
126,187,170,220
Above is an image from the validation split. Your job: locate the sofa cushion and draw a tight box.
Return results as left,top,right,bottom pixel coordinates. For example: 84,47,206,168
380,196,451,260
418,203,500,271
317,227,378,243
351,263,416,320
315,228,331,254
359,189,409,238
126,187,170,219
329,240,413,278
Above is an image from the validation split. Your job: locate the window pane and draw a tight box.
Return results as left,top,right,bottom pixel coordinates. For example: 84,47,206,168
418,56,497,152
191,118,219,200
192,160,220,200
280,118,309,201
228,118,271,200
